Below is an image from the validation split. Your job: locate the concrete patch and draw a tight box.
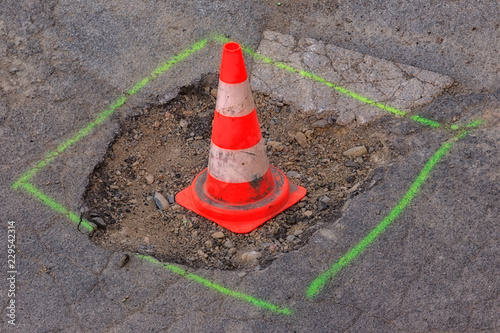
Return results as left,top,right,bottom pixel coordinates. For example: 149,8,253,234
251,31,454,125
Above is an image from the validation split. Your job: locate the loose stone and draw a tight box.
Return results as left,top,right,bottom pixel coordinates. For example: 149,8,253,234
294,132,308,147
118,254,130,268
154,192,170,210
343,146,368,157
145,175,154,184
211,231,225,239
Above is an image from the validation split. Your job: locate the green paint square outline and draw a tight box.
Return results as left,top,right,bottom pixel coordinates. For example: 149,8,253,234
10,34,482,315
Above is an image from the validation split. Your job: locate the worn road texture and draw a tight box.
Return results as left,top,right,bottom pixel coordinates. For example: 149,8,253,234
1,1,499,332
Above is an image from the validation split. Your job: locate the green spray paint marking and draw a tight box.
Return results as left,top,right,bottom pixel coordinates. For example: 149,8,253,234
19,182,94,232
306,132,467,298
465,119,484,128
127,38,208,95
12,40,208,190
212,35,470,130
137,254,292,315
12,96,127,189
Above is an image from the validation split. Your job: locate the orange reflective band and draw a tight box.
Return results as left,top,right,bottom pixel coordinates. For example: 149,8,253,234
211,109,262,150
205,168,274,204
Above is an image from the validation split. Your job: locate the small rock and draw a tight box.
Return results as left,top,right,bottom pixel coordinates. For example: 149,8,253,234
268,244,279,251
154,192,170,210
317,201,328,211
224,240,233,248
167,194,175,204
303,210,313,218
344,161,362,169
312,119,329,128
211,231,225,239
90,216,107,229
241,251,261,264
286,235,296,242
294,132,308,147
343,146,368,157
210,88,218,98
204,240,213,248
118,254,130,268
109,185,119,190
179,119,189,128
197,249,208,258
145,175,154,184
320,196,331,204
294,229,303,236
267,140,284,151
346,175,356,183
228,247,237,255
9,68,19,74
286,171,301,178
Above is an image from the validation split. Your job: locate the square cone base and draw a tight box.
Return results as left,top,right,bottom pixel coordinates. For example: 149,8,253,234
175,166,306,233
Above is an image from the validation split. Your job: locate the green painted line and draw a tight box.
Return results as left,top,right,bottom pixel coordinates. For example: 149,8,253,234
411,115,441,128
19,182,94,232
446,118,484,131
127,38,208,95
465,119,484,128
12,95,127,189
306,132,467,299
12,40,208,190
136,254,292,315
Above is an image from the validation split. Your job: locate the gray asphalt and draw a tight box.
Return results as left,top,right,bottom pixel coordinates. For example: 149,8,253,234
1,1,498,332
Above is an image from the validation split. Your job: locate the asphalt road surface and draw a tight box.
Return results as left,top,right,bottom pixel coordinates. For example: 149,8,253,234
1,1,498,332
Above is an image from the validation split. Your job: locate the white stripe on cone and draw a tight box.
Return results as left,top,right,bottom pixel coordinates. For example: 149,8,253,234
208,138,269,183
215,79,255,117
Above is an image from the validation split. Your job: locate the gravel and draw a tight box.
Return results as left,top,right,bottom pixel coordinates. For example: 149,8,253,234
84,83,390,270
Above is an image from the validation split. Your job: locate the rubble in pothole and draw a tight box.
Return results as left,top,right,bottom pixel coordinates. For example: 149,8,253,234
83,84,392,271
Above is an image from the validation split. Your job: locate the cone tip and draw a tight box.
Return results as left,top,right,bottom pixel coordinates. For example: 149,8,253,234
224,42,241,53
220,42,247,84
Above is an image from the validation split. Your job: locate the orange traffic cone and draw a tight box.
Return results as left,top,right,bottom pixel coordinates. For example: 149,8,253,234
175,42,306,233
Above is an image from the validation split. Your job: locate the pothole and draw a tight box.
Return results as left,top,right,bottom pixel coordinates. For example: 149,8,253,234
83,76,391,271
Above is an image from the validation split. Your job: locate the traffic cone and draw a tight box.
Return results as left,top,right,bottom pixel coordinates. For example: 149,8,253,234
175,42,306,233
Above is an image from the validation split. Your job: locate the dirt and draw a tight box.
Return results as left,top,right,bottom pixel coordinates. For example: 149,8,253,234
83,77,392,271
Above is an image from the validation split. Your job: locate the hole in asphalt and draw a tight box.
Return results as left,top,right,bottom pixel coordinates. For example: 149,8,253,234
83,75,392,271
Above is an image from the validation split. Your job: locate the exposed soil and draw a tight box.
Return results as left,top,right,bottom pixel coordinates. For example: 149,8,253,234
84,78,391,271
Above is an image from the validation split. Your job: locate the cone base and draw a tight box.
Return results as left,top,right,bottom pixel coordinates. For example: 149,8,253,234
175,166,306,233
